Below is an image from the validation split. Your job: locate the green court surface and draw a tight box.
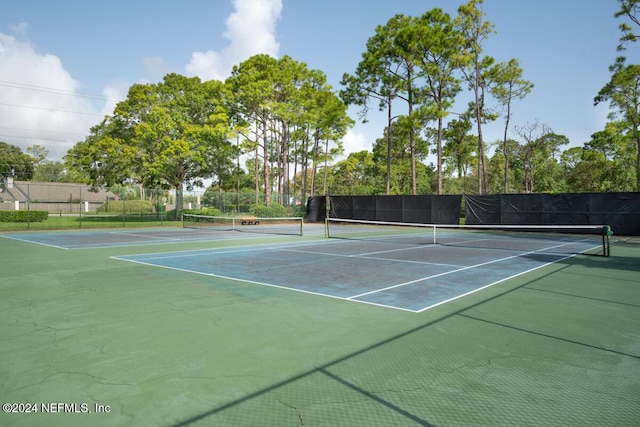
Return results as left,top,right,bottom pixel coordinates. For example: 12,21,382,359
1,229,639,426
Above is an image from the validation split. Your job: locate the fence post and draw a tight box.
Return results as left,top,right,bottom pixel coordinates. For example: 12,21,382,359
79,186,82,229
27,183,31,230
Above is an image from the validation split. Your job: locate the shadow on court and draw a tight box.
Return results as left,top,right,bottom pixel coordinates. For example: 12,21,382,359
169,248,640,426
1,232,638,427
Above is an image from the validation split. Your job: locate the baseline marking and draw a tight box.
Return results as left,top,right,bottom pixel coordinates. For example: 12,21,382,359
348,239,599,301
114,256,418,313
273,246,465,268
111,235,603,313
0,235,69,250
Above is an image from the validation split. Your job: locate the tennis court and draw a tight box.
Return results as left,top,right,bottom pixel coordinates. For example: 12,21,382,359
0,218,315,249
1,220,639,426
113,221,611,312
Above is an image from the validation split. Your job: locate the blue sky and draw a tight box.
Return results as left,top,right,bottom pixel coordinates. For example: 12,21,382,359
0,0,629,162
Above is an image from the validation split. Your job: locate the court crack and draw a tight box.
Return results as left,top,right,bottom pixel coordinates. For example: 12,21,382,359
274,392,377,426
274,393,305,425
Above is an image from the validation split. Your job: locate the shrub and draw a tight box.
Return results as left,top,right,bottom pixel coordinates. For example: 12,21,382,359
292,204,307,218
0,210,48,222
180,207,222,219
249,203,287,218
98,200,153,213
165,209,179,221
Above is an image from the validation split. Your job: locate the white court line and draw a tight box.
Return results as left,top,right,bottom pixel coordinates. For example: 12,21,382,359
0,234,69,250
347,239,598,300
112,235,602,313
273,246,465,268
415,250,587,313
107,231,184,241
115,256,419,313
113,238,349,261
113,245,276,262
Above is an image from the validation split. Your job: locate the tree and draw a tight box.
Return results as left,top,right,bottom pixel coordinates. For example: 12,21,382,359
341,43,398,195
488,138,523,193
615,0,639,51
561,147,616,192
311,90,352,196
490,59,533,193
514,122,568,193
229,55,350,203
442,117,476,193
330,150,380,195
563,122,637,192
26,145,49,167
358,14,425,195
455,0,497,195
0,142,34,181
65,117,137,187
295,69,351,198
32,161,71,182
26,145,71,183
372,115,430,194
595,59,640,190
227,54,280,204
414,8,463,195
66,73,236,217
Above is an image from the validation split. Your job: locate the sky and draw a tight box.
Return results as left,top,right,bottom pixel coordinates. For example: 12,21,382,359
0,0,632,164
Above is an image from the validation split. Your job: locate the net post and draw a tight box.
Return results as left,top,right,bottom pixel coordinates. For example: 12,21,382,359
432,224,436,245
324,218,329,238
604,226,612,257
300,217,304,237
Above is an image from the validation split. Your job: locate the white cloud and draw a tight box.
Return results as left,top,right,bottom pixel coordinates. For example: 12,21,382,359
100,82,129,117
0,33,103,160
185,0,282,81
341,129,370,158
0,0,286,162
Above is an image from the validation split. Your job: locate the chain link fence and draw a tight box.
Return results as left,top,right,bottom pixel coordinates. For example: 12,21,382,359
192,189,305,216
0,180,306,231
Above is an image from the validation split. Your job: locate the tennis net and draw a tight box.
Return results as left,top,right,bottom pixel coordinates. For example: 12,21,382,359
183,214,304,236
325,218,611,257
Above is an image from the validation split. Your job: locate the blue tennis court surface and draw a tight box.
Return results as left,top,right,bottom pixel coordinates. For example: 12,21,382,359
113,236,600,312
4,225,605,312
0,226,318,249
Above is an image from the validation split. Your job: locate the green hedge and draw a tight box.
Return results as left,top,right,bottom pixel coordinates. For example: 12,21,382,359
0,210,49,222
98,200,154,213
181,208,222,217
249,203,287,218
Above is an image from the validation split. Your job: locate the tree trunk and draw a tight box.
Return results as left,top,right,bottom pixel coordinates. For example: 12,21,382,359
323,138,329,195
310,132,320,197
408,79,416,196
503,102,511,194
175,184,184,219
262,117,270,206
254,143,259,204
282,123,290,203
475,93,488,195
300,127,309,200
437,115,444,195
636,135,640,191
386,100,393,195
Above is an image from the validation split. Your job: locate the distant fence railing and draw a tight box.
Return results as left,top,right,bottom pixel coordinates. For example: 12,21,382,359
194,190,305,215
0,201,105,213
0,181,307,230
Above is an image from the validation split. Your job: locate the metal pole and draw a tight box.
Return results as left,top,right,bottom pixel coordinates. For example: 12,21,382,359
78,186,82,228
27,183,30,230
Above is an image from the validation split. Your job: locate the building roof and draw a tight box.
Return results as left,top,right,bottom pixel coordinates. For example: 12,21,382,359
1,180,116,203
